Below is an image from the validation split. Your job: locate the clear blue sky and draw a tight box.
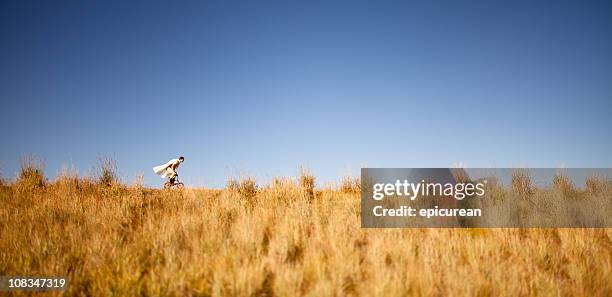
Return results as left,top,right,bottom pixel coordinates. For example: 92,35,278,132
1,1,611,187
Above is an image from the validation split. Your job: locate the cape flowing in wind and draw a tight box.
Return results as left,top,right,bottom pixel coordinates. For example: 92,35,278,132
153,158,181,178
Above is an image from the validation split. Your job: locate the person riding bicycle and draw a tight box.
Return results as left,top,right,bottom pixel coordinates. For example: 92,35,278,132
153,156,184,185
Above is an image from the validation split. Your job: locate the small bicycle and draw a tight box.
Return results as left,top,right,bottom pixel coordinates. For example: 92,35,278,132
164,174,185,189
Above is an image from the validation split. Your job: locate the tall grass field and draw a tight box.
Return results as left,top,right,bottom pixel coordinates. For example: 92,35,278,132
1,160,611,296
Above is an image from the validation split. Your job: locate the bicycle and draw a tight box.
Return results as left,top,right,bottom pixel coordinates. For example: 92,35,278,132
164,174,185,189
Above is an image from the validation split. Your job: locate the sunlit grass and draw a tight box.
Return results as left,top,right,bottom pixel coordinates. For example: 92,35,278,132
0,165,610,296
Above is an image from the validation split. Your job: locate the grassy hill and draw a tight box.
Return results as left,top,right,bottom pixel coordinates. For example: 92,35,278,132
0,164,611,296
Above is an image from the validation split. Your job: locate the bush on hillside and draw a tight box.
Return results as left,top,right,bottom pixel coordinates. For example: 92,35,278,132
16,155,46,192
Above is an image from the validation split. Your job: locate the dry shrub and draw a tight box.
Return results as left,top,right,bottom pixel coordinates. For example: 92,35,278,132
552,172,576,198
340,175,361,193
16,155,46,192
96,156,118,186
299,169,315,201
238,177,258,200
586,175,610,195
511,169,533,198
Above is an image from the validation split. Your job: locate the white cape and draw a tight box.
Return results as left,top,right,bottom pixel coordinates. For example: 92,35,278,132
153,158,181,178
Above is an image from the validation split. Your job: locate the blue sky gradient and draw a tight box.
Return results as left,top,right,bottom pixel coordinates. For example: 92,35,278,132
1,1,611,187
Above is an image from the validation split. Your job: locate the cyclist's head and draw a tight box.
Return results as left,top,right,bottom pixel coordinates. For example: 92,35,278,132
179,156,185,162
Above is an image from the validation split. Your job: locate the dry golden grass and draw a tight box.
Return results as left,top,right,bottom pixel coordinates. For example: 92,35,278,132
0,171,611,296
340,176,360,194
